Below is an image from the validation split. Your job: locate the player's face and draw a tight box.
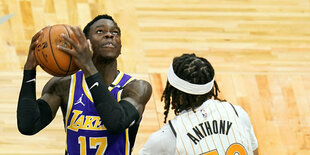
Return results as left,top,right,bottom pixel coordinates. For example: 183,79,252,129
88,19,121,60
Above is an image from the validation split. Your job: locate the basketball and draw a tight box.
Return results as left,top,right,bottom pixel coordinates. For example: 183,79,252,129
34,24,79,77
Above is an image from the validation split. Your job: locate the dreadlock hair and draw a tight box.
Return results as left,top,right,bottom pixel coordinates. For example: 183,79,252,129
83,14,121,38
161,53,223,123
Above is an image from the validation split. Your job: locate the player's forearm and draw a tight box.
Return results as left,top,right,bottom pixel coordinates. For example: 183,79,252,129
17,70,52,135
24,60,37,70
19,70,36,99
86,73,139,134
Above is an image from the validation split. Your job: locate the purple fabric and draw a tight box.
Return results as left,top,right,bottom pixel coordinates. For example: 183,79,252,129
66,71,132,155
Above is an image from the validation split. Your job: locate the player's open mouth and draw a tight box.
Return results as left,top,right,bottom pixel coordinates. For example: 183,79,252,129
102,42,115,48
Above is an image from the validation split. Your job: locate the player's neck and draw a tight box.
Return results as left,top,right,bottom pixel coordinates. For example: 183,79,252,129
94,60,118,85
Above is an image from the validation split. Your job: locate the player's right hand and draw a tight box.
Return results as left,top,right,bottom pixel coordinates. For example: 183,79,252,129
24,26,49,70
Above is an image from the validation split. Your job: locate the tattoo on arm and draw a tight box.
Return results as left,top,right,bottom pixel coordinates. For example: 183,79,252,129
121,80,152,117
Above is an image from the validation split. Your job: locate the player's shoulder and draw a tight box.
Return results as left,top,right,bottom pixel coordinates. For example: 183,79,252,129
217,101,250,118
229,104,249,118
50,75,71,87
207,99,242,110
124,78,152,97
42,75,71,94
141,123,176,153
202,99,233,109
149,123,175,139
203,99,250,119
123,72,151,86
128,78,151,89
230,104,253,127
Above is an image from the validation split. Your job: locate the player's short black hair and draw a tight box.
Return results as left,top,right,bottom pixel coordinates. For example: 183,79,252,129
83,14,121,38
161,53,224,123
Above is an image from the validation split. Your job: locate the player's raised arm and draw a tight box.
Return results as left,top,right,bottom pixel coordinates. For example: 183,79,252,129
17,26,61,135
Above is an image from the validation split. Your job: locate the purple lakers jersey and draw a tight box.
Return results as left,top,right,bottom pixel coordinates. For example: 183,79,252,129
65,71,135,155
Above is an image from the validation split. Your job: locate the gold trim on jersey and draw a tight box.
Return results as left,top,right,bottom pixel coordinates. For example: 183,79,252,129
108,71,124,91
82,74,93,102
66,73,76,126
112,71,124,85
124,77,134,85
117,90,123,102
116,77,134,102
65,73,77,152
125,128,129,155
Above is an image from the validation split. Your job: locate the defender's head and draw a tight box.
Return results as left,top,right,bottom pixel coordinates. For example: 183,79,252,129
161,53,222,123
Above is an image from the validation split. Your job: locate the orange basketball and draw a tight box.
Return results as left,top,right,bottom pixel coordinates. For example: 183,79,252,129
34,24,79,77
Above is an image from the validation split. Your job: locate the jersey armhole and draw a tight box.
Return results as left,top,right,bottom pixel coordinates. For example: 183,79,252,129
228,102,239,117
168,120,177,137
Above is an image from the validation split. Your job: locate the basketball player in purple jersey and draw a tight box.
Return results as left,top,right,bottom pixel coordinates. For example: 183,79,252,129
17,15,152,155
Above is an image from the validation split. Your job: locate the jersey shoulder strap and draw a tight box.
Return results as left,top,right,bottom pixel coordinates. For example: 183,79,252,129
228,102,239,117
168,120,177,137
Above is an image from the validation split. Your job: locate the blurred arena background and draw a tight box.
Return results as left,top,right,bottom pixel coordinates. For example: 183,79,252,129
0,0,309,154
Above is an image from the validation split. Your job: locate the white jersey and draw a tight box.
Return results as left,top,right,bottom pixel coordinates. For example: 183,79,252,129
139,99,258,155
169,99,257,155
